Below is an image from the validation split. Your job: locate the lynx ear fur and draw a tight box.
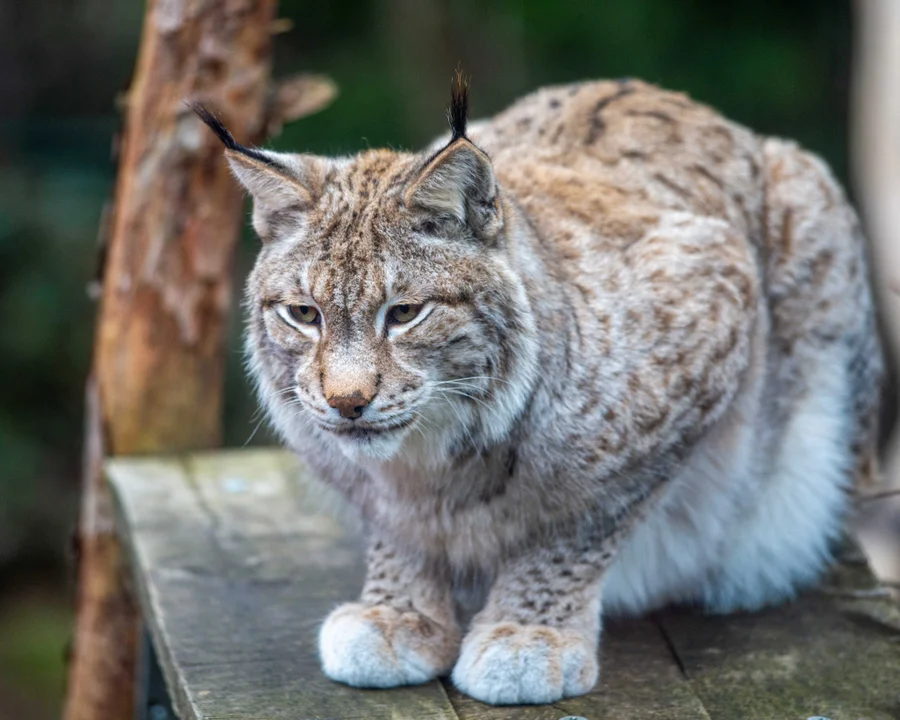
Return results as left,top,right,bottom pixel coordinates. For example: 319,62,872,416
404,74,503,238
191,103,321,240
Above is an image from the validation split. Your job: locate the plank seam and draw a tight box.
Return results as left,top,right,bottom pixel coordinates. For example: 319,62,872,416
436,680,464,720
654,615,687,677
654,617,714,720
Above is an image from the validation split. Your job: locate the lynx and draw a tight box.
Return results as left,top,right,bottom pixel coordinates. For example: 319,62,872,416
195,75,882,705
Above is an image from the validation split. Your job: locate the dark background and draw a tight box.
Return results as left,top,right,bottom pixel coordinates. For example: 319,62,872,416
0,1,864,717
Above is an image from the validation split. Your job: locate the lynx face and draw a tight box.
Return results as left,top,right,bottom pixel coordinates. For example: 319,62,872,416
233,144,538,464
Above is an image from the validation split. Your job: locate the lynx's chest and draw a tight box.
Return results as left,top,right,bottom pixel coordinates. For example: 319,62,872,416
363,449,537,569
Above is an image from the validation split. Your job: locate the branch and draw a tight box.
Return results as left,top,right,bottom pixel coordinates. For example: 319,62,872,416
266,73,339,137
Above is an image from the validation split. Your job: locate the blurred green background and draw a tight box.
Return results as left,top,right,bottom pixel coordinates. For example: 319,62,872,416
0,0,855,717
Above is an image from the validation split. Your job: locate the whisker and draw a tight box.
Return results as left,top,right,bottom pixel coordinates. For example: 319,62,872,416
436,390,480,452
434,381,489,392
438,388,491,410
432,383,492,400
433,375,509,386
410,417,429,442
243,416,266,447
410,411,438,434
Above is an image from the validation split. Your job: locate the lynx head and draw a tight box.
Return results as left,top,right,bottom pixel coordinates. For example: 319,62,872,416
194,76,537,464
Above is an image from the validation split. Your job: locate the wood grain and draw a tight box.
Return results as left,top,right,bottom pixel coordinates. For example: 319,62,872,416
658,546,900,720
109,449,460,720
109,448,900,719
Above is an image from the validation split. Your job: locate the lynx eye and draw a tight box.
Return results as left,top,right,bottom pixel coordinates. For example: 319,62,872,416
285,305,319,325
387,303,423,325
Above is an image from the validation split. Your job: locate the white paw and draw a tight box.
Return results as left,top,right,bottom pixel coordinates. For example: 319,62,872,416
319,602,459,688
451,622,598,705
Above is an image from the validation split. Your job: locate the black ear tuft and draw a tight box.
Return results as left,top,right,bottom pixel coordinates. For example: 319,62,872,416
188,102,282,169
189,102,238,150
446,69,469,141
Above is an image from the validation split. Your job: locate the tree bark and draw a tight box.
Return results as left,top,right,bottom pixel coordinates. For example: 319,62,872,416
851,0,900,582
64,1,279,718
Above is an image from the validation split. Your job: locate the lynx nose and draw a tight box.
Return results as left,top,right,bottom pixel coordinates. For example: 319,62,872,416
327,392,371,420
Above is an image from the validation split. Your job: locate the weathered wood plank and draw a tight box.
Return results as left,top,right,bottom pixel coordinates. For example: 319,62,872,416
109,448,900,720
110,448,704,719
108,449,460,720
658,546,900,720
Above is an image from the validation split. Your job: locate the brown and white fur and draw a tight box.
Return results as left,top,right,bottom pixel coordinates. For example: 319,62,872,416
195,76,883,705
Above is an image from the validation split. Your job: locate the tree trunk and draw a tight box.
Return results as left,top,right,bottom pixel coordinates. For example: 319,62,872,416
64,1,279,718
851,0,900,582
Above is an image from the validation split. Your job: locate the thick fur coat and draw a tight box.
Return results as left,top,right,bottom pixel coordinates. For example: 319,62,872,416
196,76,882,705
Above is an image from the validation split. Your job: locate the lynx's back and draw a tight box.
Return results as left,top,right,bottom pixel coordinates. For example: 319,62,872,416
472,79,880,493
468,80,763,240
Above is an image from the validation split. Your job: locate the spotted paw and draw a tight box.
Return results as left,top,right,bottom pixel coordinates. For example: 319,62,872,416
319,602,460,688
451,622,599,705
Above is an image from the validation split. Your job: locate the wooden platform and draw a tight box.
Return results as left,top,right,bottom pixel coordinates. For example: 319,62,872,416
107,448,900,720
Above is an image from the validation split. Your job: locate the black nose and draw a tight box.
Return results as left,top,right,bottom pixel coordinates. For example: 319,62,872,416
327,393,370,420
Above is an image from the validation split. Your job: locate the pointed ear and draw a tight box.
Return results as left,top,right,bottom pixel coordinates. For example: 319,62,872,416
191,103,320,241
404,139,503,238
225,148,321,211
224,149,312,206
226,150,323,242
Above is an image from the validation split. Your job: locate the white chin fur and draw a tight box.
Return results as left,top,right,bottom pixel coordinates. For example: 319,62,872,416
332,430,409,462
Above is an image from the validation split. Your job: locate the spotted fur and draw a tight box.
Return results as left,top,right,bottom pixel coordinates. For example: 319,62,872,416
200,78,884,705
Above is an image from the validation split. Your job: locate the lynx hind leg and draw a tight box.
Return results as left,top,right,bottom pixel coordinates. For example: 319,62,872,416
698,344,855,612
699,140,881,612
846,311,884,493
762,138,884,495
762,137,884,488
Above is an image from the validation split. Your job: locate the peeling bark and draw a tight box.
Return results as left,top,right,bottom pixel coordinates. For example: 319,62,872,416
64,1,280,718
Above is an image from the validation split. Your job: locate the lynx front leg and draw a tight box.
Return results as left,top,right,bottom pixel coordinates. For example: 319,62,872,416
452,540,613,705
319,534,460,688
